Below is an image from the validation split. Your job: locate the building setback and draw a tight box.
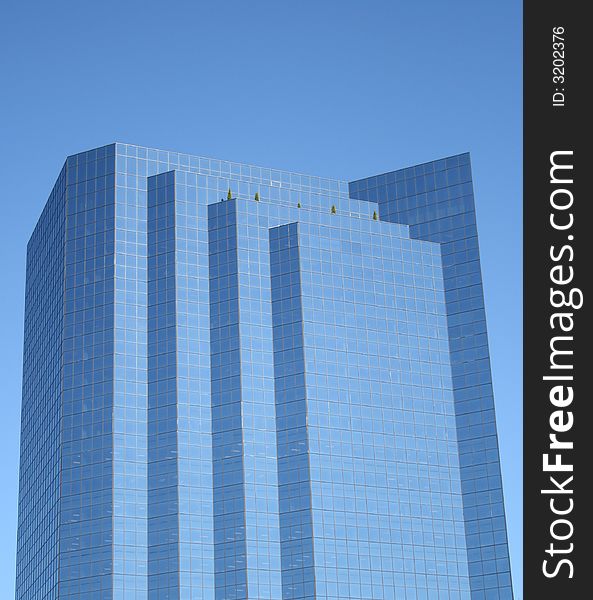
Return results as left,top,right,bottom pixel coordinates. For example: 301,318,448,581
16,143,513,600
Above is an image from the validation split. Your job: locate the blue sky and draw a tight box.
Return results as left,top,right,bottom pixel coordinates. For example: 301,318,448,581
0,0,522,596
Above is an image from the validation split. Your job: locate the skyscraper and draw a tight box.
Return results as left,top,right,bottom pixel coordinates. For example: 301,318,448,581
16,143,513,600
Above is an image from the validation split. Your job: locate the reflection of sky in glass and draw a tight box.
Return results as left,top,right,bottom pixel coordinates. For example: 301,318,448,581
15,144,512,600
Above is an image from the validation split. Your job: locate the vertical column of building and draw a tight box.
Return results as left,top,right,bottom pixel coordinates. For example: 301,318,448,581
113,147,149,599
147,172,180,598
59,146,116,599
15,166,67,600
350,154,513,599
269,223,316,600
173,171,214,598
208,200,248,599
234,202,282,600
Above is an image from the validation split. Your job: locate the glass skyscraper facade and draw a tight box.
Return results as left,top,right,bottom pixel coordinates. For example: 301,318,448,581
16,144,513,600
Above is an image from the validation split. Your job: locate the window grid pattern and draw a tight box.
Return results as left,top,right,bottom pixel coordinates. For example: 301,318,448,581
115,143,349,200
209,202,248,599
60,146,116,599
350,154,513,600
114,143,371,220
296,219,470,599
173,172,214,598
234,205,283,600
148,172,180,598
114,151,149,600
16,164,66,600
207,198,472,599
17,144,513,600
270,223,316,600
